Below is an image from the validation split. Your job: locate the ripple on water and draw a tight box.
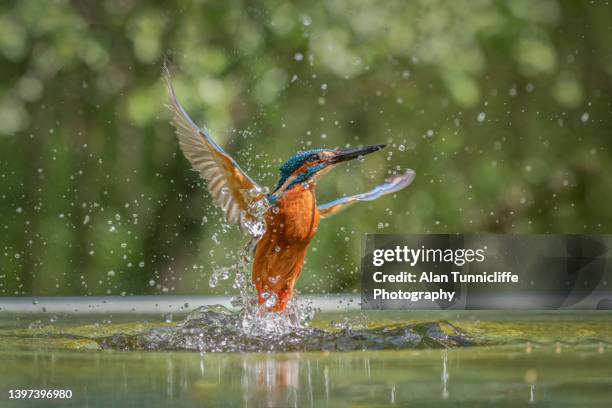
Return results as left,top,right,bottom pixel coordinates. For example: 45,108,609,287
97,305,472,352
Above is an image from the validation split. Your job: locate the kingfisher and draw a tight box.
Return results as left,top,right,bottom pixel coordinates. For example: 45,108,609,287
164,69,415,312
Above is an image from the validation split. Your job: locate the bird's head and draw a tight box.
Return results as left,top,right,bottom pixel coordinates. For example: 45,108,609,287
274,144,386,192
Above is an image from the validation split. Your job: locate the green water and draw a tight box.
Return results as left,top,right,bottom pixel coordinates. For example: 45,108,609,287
0,311,611,407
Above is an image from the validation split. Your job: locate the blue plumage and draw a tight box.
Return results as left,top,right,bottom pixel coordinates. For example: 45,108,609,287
275,149,329,191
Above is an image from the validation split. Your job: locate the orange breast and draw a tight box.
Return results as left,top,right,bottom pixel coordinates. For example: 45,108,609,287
252,184,320,311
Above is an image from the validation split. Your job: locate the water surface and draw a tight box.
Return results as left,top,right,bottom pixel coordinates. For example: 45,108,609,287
0,308,611,406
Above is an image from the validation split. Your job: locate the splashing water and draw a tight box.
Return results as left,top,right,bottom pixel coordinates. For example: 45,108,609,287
89,184,470,352
241,186,269,239
206,190,316,340
129,241,466,352
92,186,470,353
224,239,317,338
97,305,471,352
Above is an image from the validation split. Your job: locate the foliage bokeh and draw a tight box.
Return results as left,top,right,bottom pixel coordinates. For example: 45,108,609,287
1,0,611,296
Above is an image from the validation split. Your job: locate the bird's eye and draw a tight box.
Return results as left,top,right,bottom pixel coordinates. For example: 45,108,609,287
308,154,320,162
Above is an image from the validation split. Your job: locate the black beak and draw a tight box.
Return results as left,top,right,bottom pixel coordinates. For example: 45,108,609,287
330,144,386,164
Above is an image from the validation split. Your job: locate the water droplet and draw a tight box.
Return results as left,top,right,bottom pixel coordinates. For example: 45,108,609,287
262,292,278,308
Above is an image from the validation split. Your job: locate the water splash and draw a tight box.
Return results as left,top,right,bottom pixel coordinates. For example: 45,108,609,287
208,266,230,288
207,191,316,339
97,306,471,352
239,294,317,338
241,187,269,239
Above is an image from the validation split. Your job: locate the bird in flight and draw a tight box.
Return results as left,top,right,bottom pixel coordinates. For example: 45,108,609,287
164,69,415,312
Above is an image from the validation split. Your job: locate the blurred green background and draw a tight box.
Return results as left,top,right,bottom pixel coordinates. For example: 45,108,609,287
1,0,611,297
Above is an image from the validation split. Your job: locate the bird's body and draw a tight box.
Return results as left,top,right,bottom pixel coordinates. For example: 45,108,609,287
254,183,320,311
164,68,415,313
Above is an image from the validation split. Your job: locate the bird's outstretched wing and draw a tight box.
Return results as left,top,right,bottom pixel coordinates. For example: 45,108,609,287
163,68,266,232
318,170,416,218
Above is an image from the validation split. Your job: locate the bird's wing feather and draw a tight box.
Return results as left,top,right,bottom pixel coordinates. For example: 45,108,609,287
318,170,415,218
163,69,265,231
